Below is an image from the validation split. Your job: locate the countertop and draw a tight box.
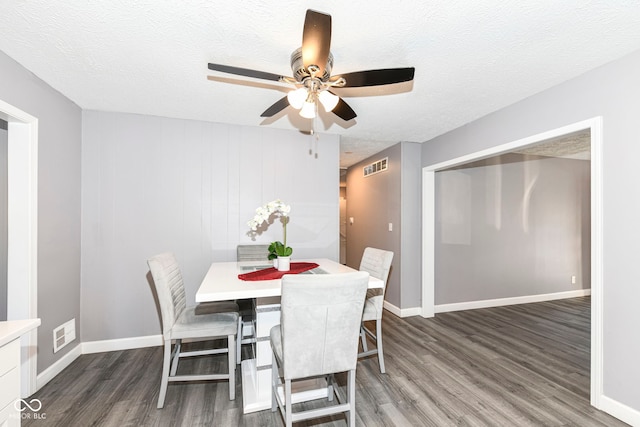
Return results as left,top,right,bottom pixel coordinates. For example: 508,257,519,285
0,319,41,347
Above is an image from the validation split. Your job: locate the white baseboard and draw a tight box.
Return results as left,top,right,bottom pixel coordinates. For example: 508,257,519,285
435,289,591,313
599,394,640,426
36,343,82,391
82,334,162,354
383,301,422,318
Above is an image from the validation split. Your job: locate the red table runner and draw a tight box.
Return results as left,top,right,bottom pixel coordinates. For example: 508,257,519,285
238,262,319,281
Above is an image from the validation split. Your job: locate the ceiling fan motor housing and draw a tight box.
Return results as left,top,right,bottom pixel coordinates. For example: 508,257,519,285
291,47,333,82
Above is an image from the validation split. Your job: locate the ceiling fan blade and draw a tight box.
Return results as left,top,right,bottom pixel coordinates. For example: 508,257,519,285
338,67,415,87
302,10,331,76
260,96,290,117
331,97,357,121
208,63,283,82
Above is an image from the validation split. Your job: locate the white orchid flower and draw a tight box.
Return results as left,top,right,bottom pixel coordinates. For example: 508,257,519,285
247,200,292,253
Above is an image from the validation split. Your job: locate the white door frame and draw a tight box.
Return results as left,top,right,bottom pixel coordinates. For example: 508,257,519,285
421,117,603,408
0,99,39,397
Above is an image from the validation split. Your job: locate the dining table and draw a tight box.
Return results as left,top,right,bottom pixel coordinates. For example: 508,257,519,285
195,257,383,414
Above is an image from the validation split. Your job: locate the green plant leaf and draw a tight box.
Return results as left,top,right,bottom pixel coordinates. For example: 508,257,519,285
268,241,280,258
267,240,293,257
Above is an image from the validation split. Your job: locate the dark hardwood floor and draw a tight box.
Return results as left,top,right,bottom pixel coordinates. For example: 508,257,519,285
24,297,627,426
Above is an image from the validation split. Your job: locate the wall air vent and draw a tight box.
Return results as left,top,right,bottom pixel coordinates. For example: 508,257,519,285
53,319,76,353
363,157,388,177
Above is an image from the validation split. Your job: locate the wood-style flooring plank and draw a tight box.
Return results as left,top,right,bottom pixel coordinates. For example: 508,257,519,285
24,297,628,426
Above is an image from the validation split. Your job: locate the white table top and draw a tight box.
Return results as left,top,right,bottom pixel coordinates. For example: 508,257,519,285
196,258,383,303
0,318,41,347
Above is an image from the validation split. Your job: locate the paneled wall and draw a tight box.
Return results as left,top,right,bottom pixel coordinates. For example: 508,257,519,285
81,111,339,341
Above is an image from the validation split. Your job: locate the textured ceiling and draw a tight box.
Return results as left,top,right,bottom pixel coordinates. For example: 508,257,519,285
2,1,640,167
515,129,591,160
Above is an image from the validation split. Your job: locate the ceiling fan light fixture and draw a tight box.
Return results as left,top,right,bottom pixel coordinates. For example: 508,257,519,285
207,10,414,122
287,88,307,109
299,100,317,119
318,90,339,112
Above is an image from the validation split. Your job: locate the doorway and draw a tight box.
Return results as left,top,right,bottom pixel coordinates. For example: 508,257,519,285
0,119,7,321
339,168,347,264
0,98,39,397
421,117,603,408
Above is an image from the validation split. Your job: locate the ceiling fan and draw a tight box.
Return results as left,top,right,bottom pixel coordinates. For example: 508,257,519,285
207,9,415,122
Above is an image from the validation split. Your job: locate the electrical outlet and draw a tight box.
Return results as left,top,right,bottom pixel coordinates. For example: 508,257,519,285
571,275,576,284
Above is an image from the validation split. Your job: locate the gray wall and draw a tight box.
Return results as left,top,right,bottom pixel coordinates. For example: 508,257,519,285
346,141,422,310
0,51,82,372
400,142,422,309
0,120,6,321
435,154,590,304
80,110,340,341
422,48,640,414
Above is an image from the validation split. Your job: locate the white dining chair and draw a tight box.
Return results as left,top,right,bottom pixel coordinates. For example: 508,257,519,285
237,244,271,262
234,244,270,364
358,247,394,374
270,271,369,427
147,252,238,408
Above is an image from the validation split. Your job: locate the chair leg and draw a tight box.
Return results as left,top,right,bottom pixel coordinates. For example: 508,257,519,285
327,374,334,402
170,339,181,376
360,325,368,352
285,379,293,427
271,353,278,412
228,334,236,400
348,369,356,426
157,339,172,409
376,319,385,374
236,316,242,365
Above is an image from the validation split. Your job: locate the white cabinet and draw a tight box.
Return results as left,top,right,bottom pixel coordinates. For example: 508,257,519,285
0,319,41,427
0,339,20,426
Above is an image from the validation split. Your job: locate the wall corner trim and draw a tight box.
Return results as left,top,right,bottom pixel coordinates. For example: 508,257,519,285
599,395,640,426
383,301,422,318
36,344,81,391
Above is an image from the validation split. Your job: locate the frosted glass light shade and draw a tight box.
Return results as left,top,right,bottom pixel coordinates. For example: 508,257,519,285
318,91,339,112
299,101,317,119
287,88,307,109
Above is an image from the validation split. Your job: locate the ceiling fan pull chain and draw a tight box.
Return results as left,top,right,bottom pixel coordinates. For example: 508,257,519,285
308,119,319,159
314,128,319,159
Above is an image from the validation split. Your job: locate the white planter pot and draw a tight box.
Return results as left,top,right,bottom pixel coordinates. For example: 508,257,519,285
277,256,291,272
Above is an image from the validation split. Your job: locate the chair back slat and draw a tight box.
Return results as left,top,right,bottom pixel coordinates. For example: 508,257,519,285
237,244,270,262
359,247,393,289
279,271,369,379
147,252,187,337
